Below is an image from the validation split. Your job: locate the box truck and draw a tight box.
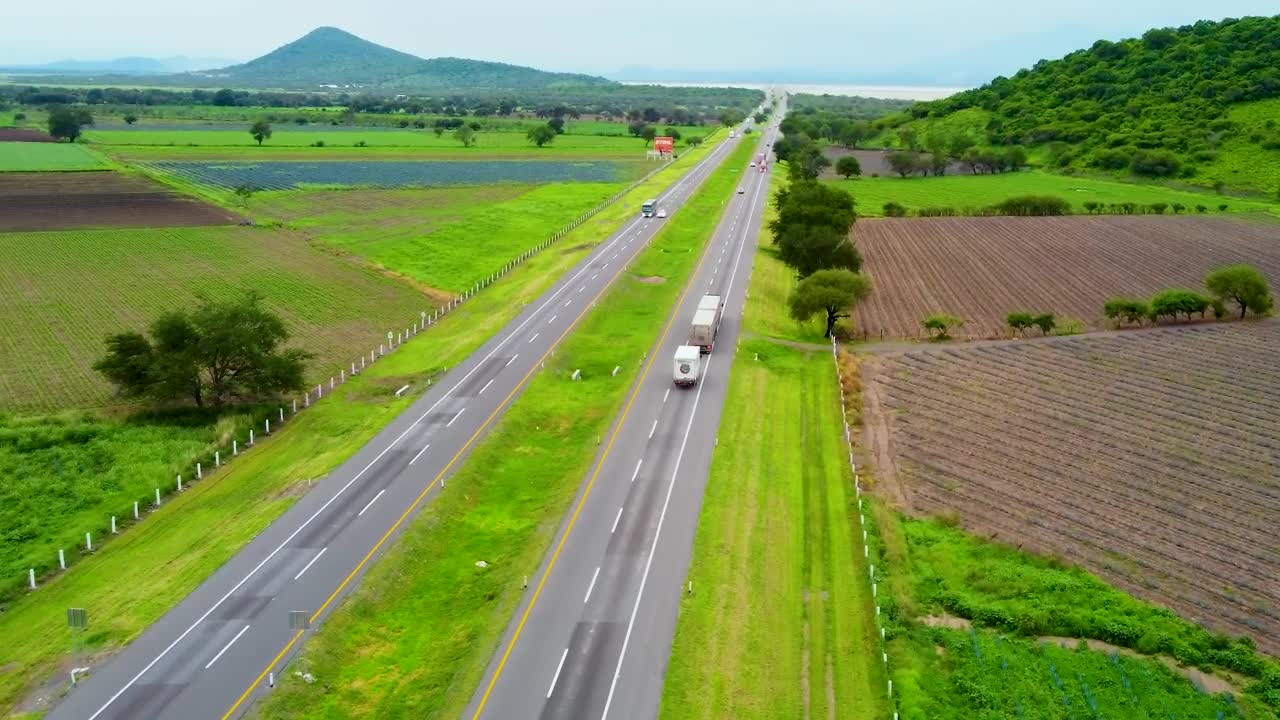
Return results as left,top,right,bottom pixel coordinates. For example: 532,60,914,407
673,345,701,387
689,294,723,353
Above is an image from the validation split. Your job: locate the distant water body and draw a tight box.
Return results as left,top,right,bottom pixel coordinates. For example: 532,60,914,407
622,81,966,101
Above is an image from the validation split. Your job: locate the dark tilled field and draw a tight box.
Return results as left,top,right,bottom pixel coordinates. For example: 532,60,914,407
0,172,240,231
0,128,55,142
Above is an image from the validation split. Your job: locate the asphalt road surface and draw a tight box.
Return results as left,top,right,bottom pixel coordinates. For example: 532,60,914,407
46,126,750,720
466,112,782,720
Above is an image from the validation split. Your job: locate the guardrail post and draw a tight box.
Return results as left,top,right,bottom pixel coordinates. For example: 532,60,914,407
111,516,117,534
59,549,66,570
196,462,202,480
134,501,139,519
28,569,35,590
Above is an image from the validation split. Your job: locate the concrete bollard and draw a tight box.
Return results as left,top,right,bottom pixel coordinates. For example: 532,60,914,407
111,516,117,534
177,475,183,492
86,532,92,552
350,362,355,376
293,399,298,414
249,429,255,446
134,501,139,520
612,366,620,376
197,463,202,480
233,439,239,456
266,419,271,435
317,383,323,397
279,407,284,422
304,394,310,408
28,569,35,590
216,450,221,467
571,369,581,381
330,377,335,390
340,369,345,383
154,488,161,505
59,549,66,570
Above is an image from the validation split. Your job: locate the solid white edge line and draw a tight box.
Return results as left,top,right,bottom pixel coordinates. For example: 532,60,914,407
85,122,739,720
631,459,643,483
599,132,771,720
611,507,623,534
447,408,465,427
293,547,328,581
547,647,570,699
357,489,386,517
409,443,431,465
480,378,495,396
204,624,251,670
584,566,601,604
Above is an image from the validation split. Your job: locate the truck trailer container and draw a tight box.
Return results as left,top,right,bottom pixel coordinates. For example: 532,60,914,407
673,345,701,387
689,294,723,353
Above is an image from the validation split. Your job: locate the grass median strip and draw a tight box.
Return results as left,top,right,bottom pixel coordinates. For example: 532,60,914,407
250,138,756,720
0,136,725,719
658,215,886,719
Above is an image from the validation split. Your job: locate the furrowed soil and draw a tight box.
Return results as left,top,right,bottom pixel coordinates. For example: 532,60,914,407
862,320,1280,655
852,215,1280,339
0,172,240,230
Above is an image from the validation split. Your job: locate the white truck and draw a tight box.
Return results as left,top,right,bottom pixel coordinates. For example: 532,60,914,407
689,294,723,354
673,345,701,387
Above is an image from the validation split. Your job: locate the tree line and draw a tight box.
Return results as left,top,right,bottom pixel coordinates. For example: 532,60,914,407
1105,265,1273,326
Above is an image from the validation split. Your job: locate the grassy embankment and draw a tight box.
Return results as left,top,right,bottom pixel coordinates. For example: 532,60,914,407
250,137,758,720
658,172,886,719
0,142,108,171
831,170,1280,217
0,133,727,719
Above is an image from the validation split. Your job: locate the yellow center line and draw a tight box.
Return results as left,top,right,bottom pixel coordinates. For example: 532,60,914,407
470,172,730,719
218,185,710,720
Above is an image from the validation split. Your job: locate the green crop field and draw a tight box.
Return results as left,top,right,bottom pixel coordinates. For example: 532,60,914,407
832,170,1280,217
253,139,754,720
0,142,108,171
247,180,631,294
0,226,427,410
0,134,728,717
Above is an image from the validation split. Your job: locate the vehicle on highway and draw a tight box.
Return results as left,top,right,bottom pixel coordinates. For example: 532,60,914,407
642,199,657,218
657,208,667,218
673,345,701,387
749,161,756,167
737,186,745,194
729,130,736,138
689,294,723,353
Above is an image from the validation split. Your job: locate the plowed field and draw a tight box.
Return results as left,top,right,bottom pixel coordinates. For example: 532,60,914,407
862,322,1280,653
0,172,239,231
853,216,1280,339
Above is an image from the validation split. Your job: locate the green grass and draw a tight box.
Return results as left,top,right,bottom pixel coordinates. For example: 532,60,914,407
0,131,728,719
658,174,885,718
863,107,992,149
247,181,630,294
0,142,108,171
0,226,427,411
85,128,663,152
833,170,1280,217
250,136,754,720
1201,99,1280,196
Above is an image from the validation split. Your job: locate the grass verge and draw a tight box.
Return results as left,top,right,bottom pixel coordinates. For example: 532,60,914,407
657,189,885,718
0,142,108,171
0,132,727,719
249,136,757,720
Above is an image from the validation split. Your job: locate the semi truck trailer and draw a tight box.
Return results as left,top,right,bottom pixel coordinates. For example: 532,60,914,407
689,294,723,353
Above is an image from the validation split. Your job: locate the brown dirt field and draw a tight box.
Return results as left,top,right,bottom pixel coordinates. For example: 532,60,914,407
853,215,1280,340
0,172,241,231
863,320,1280,654
0,128,55,142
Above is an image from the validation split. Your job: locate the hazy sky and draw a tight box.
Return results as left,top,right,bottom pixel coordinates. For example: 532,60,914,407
2,1,1276,83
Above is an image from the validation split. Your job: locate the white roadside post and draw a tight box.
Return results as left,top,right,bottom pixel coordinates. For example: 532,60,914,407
177,475,183,492
85,532,92,552
133,501,139,520
59,549,66,570
196,463,202,480
28,569,35,590
111,516,117,534
249,429,254,446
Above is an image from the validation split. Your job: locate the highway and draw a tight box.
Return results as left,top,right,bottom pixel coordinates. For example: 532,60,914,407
46,126,749,720
466,108,781,720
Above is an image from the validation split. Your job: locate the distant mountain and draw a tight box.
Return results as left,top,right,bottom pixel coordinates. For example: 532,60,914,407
200,27,615,90
0,56,236,74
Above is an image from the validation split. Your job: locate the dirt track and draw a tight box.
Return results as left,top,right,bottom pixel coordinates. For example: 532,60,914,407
0,172,240,231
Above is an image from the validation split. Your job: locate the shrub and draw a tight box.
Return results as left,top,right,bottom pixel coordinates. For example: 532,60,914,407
990,195,1071,216
1218,204,1229,211
917,207,958,217
1083,201,1100,214
13,112,26,121
922,313,964,340
1131,149,1181,177
1104,298,1150,327
883,201,907,218
1032,313,1056,336
1195,205,1207,213
1149,202,1168,214
1006,312,1035,336
354,140,367,147
1172,203,1185,214
1053,317,1085,336
311,140,325,147
1150,288,1212,321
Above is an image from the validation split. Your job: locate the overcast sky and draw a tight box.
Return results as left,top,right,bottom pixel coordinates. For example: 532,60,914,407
2,1,1276,83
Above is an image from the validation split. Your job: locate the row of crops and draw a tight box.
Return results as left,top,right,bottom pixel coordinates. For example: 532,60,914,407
143,160,625,191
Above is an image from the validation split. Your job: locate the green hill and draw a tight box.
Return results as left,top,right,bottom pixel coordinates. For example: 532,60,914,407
206,27,615,90
876,15,1280,195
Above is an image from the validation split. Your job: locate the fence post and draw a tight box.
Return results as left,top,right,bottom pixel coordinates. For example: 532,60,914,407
293,398,298,414
85,532,92,552
111,516,117,534
233,439,239,456
265,419,271,435
59,549,66,570
177,474,183,492
249,429,254,446
196,462,202,480
134,501,139,520
28,569,35,590
279,407,284,422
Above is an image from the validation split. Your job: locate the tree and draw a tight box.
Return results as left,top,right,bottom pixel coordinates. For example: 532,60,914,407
770,181,856,241
1103,298,1150,327
454,124,477,147
788,270,873,338
922,313,963,340
548,117,566,134
212,88,237,107
628,120,648,137
787,145,831,181
527,124,557,147
233,185,257,207
1006,312,1035,336
719,109,744,127
640,126,657,145
433,126,446,138
883,202,907,218
1003,146,1028,170
47,106,93,143
1150,289,1211,321
897,126,920,150
1031,313,1056,336
124,113,139,125
775,224,862,278
835,155,862,179
1205,264,1273,319
93,293,312,408
887,151,920,178
250,119,272,146
685,136,704,147
663,126,682,141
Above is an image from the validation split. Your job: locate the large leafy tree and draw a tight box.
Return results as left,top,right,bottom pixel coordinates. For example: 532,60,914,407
775,224,862,279
1205,264,1273,319
250,119,272,146
788,270,873,338
94,293,312,407
47,106,93,143
527,124,557,147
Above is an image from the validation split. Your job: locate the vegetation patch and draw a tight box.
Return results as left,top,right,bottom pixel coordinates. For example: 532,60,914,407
0,142,107,171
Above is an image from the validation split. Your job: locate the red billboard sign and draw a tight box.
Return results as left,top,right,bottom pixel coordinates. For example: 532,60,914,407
653,136,674,154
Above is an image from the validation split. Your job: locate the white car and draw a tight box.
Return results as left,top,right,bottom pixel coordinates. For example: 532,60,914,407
657,208,667,218
749,161,756,167
737,187,745,194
